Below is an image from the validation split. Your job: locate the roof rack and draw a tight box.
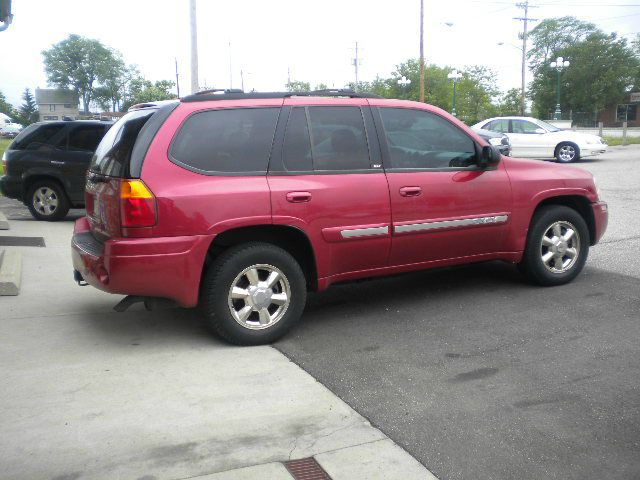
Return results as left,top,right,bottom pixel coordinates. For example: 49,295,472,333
181,88,381,103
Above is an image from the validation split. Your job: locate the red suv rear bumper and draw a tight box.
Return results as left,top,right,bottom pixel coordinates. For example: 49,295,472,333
71,217,212,307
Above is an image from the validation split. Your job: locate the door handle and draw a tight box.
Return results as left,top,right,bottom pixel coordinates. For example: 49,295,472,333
286,191,312,203
399,186,422,197
50,160,65,165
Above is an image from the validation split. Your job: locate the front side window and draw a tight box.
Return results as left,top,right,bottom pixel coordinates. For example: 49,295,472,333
170,107,280,174
512,120,540,134
282,106,371,172
379,108,476,169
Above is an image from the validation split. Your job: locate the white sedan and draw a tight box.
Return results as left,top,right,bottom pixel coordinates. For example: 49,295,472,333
472,116,607,163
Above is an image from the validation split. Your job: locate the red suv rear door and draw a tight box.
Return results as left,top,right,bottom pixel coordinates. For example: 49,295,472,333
268,99,391,283
371,104,513,267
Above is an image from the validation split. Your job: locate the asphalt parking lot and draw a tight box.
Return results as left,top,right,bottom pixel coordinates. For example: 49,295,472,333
277,145,640,479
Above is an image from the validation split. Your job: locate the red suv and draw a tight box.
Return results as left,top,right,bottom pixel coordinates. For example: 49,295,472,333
72,90,608,345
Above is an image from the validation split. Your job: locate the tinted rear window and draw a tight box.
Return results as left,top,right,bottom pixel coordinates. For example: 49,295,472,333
282,106,371,172
90,110,155,177
169,107,280,174
11,124,65,150
67,125,107,152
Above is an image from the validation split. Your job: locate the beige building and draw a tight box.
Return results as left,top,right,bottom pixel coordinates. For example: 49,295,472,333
35,88,79,121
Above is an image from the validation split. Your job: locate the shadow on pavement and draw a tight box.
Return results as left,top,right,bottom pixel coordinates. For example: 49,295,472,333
277,262,640,480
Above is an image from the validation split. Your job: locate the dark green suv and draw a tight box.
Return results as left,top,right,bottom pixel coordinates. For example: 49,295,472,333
0,120,113,220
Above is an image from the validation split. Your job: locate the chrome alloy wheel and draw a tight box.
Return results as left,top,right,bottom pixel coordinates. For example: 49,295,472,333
540,221,581,273
558,145,576,162
227,264,291,330
33,187,59,216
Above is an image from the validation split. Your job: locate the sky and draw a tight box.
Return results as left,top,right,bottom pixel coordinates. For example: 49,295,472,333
0,0,639,108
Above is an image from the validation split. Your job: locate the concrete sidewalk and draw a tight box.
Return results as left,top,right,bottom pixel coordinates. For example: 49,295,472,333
0,203,436,480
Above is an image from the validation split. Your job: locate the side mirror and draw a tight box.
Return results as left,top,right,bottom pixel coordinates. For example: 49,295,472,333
535,128,546,134
478,145,501,168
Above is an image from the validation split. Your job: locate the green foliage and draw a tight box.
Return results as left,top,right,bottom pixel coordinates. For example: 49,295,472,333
286,80,311,92
92,53,128,112
14,88,39,126
42,34,120,113
527,17,597,71
528,23,640,119
121,79,177,111
497,88,522,116
0,139,10,174
0,90,16,118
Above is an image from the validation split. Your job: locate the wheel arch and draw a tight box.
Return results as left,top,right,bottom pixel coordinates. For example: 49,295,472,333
22,174,69,202
202,224,318,291
534,195,595,245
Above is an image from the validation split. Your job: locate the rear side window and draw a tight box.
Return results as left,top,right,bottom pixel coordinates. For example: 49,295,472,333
379,108,476,169
486,119,509,133
90,110,155,177
67,125,106,152
11,124,65,150
170,107,280,174
282,106,371,172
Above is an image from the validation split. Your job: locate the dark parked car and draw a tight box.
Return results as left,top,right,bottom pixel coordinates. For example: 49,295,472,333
0,120,113,220
473,127,511,156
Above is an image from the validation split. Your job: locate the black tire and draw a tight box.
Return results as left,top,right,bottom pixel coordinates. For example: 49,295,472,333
519,205,590,286
26,180,70,221
201,242,307,345
555,142,580,163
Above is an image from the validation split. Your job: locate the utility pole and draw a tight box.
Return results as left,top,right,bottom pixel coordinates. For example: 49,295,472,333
229,41,233,89
514,0,537,116
352,42,361,91
419,0,425,103
189,0,199,94
175,58,180,98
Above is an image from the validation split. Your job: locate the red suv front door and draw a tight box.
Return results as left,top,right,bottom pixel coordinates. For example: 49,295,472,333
372,105,513,267
268,100,391,283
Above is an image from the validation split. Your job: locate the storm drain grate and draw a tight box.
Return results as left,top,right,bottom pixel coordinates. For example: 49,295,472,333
284,457,331,480
0,236,46,247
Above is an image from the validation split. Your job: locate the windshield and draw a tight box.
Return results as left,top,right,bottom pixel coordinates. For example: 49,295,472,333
535,119,562,132
89,109,156,177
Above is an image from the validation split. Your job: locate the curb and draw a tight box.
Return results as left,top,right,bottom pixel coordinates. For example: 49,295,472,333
0,249,22,295
0,211,8,230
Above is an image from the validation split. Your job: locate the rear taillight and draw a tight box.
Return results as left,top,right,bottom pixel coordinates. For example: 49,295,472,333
119,179,157,229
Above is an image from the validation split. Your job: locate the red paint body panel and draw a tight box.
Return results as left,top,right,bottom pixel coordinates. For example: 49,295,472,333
72,217,212,307
385,166,512,265
268,173,392,278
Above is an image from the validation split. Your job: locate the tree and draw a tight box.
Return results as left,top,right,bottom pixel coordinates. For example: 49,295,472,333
14,88,39,126
497,88,521,116
529,29,639,119
42,34,120,114
285,80,311,92
92,52,127,112
121,79,177,111
527,17,597,71
0,90,16,118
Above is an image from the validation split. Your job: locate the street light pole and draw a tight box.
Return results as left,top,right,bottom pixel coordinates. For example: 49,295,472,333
398,76,411,99
550,56,570,120
447,70,462,116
